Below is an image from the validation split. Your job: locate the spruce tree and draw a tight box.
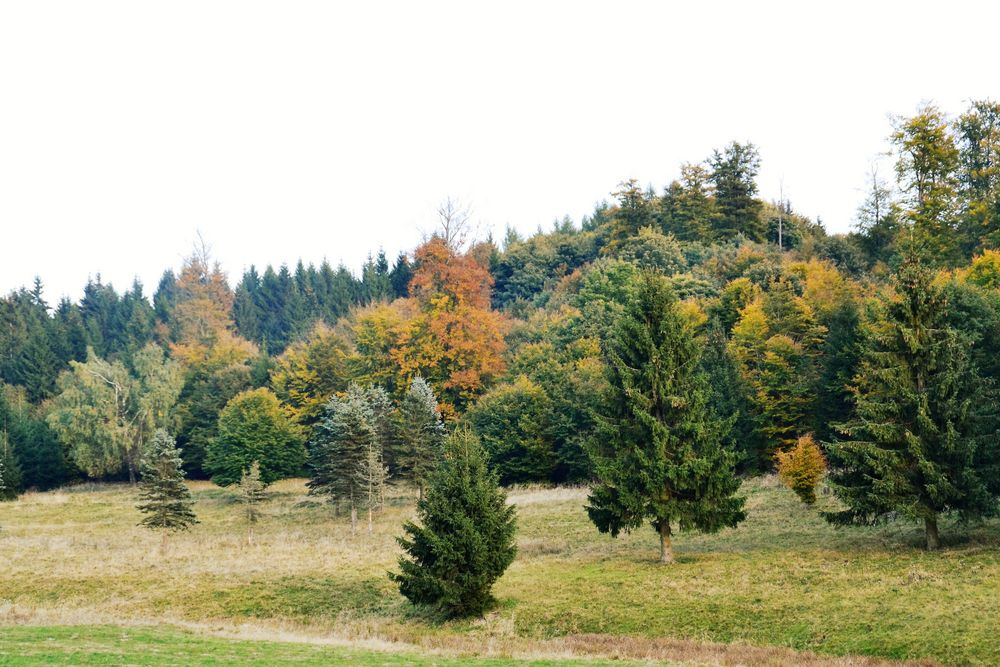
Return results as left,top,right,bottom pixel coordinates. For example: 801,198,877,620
395,377,446,498
826,257,1000,549
238,461,267,546
391,427,517,617
136,429,198,548
308,384,376,534
0,432,23,501
587,273,746,563
708,141,764,241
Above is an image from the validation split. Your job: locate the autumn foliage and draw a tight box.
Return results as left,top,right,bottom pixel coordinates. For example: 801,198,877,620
394,237,507,416
775,434,826,505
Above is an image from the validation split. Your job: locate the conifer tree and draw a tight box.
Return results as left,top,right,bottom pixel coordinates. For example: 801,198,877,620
395,377,446,498
708,141,764,241
136,429,197,549
826,257,1000,549
391,427,517,617
587,273,746,563
238,461,267,546
0,432,23,500
308,384,376,534
357,435,388,535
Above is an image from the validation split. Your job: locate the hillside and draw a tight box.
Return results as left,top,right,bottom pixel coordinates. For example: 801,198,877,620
1,478,996,665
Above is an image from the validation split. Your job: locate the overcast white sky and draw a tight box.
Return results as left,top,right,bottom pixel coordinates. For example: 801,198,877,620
1,1,997,301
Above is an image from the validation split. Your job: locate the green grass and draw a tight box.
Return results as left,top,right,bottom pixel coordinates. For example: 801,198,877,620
1,477,998,664
0,625,649,666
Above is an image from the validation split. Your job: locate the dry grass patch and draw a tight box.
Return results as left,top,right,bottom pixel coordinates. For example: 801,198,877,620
1,476,997,664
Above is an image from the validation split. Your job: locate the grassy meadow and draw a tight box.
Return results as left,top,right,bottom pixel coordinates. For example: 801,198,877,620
0,477,997,666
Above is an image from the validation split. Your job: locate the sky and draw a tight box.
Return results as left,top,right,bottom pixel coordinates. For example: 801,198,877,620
1,0,997,302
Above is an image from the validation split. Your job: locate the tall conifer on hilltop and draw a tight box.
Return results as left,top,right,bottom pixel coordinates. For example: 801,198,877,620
587,273,746,563
826,256,1000,549
137,429,198,549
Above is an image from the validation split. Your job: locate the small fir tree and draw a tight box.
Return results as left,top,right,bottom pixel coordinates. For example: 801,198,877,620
391,428,517,618
238,461,267,545
775,434,827,504
587,273,746,563
0,432,23,501
395,377,446,498
357,436,388,535
826,256,1000,549
137,429,198,549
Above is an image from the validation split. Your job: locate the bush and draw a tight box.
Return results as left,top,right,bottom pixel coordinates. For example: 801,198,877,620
775,434,826,504
206,388,306,486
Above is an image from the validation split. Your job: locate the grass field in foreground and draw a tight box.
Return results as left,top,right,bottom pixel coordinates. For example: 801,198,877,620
0,625,658,666
0,476,997,665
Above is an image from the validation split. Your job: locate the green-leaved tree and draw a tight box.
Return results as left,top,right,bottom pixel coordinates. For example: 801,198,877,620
206,388,306,487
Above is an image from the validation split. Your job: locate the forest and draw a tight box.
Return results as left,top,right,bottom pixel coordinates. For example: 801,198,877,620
2,99,1000,566
3,99,1000,665
0,101,1000,547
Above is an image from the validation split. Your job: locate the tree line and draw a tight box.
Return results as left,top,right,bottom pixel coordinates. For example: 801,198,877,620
1,101,999,563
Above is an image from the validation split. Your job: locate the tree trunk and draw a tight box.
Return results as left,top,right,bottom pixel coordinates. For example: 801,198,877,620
659,521,674,564
368,506,373,535
925,515,941,551
350,504,357,536
247,525,254,547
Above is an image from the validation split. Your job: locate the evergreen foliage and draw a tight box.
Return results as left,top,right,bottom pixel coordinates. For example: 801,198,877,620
391,428,517,617
238,461,267,545
394,377,446,497
307,384,385,533
136,429,197,534
0,431,23,500
826,256,1000,549
587,273,746,563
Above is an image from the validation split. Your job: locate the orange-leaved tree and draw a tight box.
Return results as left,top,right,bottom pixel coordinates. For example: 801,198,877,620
393,237,506,417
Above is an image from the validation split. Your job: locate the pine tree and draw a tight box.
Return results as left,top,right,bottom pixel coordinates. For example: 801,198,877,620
587,273,746,563
307,384,376,534
395,377,446,498
826,256,1000,549
391,427,517,617
238,461,267,546
136,429,198,549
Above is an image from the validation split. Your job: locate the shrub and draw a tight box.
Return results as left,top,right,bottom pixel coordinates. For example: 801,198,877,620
775,434,826,504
